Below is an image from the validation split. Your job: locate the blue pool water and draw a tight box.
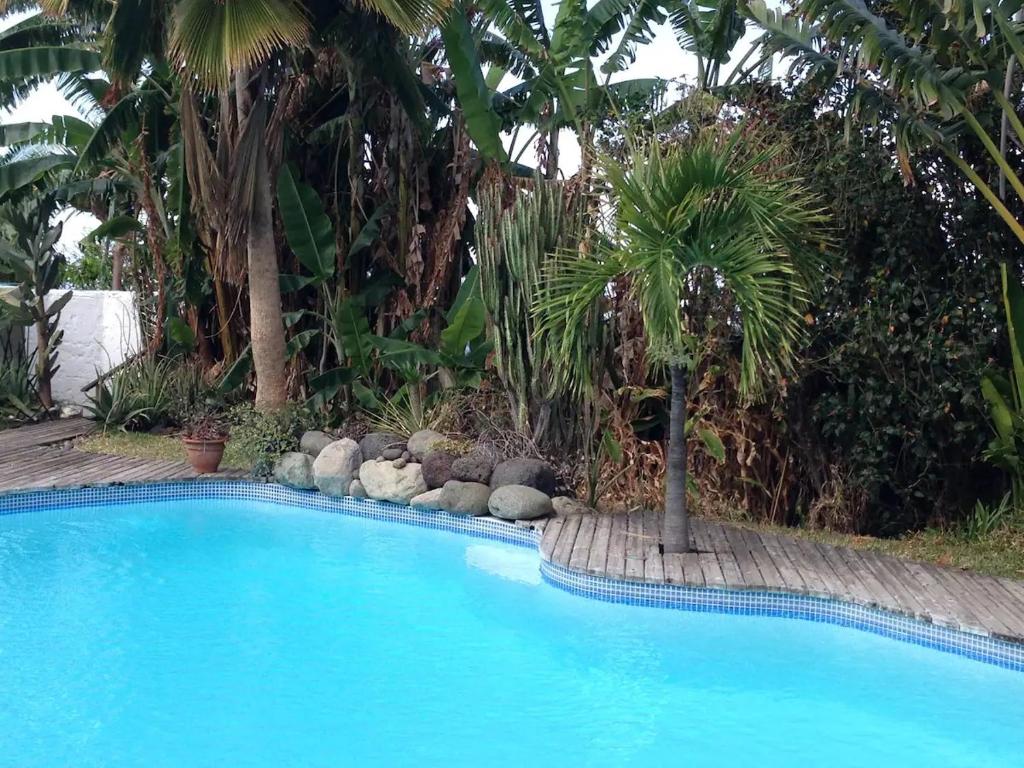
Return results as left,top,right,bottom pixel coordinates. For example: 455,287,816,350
1,498,1022,767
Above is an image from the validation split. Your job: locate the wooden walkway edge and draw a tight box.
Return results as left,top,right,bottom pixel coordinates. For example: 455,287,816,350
541,511,1024,645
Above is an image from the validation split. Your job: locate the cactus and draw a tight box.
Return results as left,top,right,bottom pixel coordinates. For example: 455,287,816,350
477,176,583,438
0,198,71,410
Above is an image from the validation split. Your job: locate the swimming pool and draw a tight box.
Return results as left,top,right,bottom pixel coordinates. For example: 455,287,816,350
1,486,1022,767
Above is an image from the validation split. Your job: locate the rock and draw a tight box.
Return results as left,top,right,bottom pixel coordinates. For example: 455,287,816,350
421,450,456,489
348,479,367,498
359,431,406,460
60,404,82,418
438,480,492,516
312,438,363,496
410,488,444,510
451,450,495,484
375,455,387,463
407,429,446,461
489,457,556,495
487,484,553,521
392,457,408,469
300,430,335,457
273,452,315,489
381,447,404,461
551,496,595,517
401,450,411,461
359,460,427,505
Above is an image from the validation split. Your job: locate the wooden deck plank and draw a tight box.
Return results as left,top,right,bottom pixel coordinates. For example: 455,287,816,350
740,528,786,590
701,523,746,588
568,515,596,572
663,553,685,584
757,532,811,593
857,550,931,619
605,514,627,580
642,511,664,582
902,561,985,630
773,535,830,596
550,514,582,568
697,552,726,588
838,547,901,609
624,512,644,581
679,553,705,587
539,516,565,560
721,525,766,588
812,541,875,606
585,515,612,575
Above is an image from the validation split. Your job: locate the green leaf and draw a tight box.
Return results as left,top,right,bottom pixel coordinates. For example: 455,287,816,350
0,154,74,200
440,4,508,163
374,336,443,370
218,346,252,393
601,428,624,464
85,215,143,242
446,265,481,323
0,46,102,81
307,366,356,406
166,316,196,350
286,328,318,357
331,296,375,376
349,207,387,257
279,273,317,293
440,290,486,358
277,164,335,282
698,427,726,463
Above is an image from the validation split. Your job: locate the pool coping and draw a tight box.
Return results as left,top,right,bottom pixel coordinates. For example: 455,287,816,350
1,479,1022,672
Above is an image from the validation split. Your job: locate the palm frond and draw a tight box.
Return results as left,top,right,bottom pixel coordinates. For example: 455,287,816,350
169,0,309,86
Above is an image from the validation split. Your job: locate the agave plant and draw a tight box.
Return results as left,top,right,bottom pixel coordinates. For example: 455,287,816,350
537,124,829,552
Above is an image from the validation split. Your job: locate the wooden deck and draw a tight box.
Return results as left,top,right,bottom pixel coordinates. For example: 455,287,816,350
4,420,1024,646
541,510,1024,644
0,417,198,491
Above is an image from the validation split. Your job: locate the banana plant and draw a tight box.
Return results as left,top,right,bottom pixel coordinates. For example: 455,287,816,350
981,264,1024,510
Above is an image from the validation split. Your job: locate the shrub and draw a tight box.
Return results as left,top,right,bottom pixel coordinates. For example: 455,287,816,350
228,403,316,477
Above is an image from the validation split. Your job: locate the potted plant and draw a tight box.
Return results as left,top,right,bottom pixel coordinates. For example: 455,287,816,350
181,409,229,474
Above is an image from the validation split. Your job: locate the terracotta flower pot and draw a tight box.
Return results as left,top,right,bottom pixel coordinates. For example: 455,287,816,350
183,437,228,474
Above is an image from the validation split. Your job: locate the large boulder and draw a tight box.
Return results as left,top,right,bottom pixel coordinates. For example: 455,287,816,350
359,460,427,505
422,450,457,489
300,430,335,458
407,429,446,461
438,480,492,516
273,452,315,489
488,484,553,521
313,438,363,496
359,431,406,460
489,457,556,495
451,450,495,484
551,496,595,517
410,488,444,510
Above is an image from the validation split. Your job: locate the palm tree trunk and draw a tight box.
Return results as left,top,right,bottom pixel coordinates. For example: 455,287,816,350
663,363,691,553
248,138,289,411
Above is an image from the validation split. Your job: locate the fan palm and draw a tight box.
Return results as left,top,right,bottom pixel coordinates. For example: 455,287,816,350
537,127,828,552
164,0,450,409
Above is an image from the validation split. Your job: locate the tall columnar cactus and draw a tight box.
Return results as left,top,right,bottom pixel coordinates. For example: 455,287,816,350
477,176,583,440
0,198,71,410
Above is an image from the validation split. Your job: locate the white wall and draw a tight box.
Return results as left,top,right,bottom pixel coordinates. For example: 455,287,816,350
26,290,141,406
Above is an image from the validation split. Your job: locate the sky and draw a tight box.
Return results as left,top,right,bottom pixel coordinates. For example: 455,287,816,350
0,2,762,255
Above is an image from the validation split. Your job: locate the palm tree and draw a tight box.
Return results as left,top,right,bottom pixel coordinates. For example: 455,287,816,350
166,0,450,409
537,126,828,552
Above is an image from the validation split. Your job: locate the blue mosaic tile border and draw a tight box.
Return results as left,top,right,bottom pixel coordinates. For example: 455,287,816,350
1,480,1022,672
